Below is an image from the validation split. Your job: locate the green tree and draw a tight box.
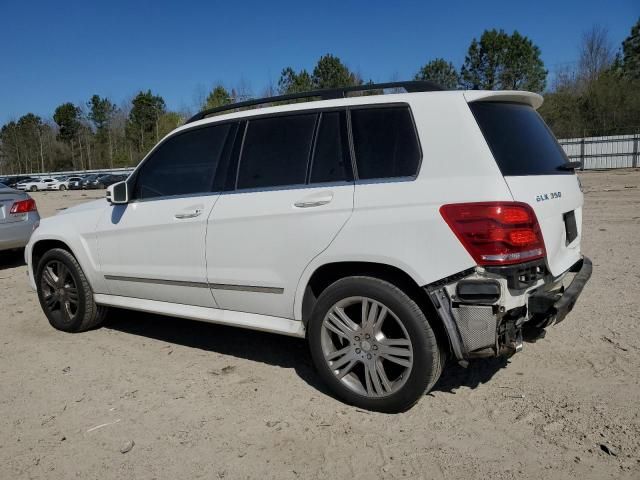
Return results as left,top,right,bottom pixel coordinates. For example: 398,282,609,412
87,95,116,132
622,18,640,79
278,67,313,94
127,90,166,154
312,54,360,89
17,113,47,173
53,102,82,168
87,95,117,168
415,58,459,89
461,29,546,92
0,121,23,173
203,85,232,109
53,103,81,144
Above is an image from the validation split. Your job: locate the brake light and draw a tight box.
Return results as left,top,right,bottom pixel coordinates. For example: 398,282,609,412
440,202,545,266
10,198,37,214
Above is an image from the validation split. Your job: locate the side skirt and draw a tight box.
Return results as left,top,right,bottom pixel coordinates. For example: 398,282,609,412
93,294,306,338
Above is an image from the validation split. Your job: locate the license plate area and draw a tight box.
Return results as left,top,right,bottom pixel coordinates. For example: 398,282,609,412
564,210,577,245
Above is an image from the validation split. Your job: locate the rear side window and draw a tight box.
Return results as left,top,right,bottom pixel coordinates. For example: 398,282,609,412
237,114,317,189
470,102,571,176
134,123,234,200
351,106,421,180
309,111,351,184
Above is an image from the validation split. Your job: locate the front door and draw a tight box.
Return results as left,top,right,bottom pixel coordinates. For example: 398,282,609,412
97,121,239,308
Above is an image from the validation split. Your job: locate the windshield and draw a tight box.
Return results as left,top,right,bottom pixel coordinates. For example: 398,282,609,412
469,102,571,176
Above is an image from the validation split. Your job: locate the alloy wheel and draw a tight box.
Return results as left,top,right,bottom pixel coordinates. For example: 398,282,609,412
40,260,79,322
320,296,413,398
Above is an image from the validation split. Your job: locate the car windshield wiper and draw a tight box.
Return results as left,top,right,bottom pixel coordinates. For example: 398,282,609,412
557,161,582,171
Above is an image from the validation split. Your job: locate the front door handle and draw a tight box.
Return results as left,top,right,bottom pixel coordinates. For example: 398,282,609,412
174,209,203,219
294,193,333,208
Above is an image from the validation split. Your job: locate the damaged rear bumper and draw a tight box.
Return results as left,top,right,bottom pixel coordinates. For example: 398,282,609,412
426,256,592,365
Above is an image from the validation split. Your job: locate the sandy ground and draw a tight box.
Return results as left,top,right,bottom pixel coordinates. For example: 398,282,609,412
0,172,639,480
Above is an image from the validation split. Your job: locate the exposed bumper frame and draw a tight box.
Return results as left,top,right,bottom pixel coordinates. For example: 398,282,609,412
426,256,592,364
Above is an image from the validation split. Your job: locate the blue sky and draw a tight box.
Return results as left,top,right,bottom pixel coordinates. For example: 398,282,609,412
1,0,638,123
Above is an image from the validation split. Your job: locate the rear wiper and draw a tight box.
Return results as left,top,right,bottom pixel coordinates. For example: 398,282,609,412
557,161,582,171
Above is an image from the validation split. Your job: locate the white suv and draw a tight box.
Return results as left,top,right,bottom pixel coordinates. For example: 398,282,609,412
26,82,591,412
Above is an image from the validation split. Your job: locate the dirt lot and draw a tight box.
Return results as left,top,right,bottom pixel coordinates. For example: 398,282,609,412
1,171,639,480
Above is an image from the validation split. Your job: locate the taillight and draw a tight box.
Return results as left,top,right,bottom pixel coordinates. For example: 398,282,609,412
440,202,546,266
10,198,37,214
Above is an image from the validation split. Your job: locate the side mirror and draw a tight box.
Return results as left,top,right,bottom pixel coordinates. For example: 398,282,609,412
107,181,129,204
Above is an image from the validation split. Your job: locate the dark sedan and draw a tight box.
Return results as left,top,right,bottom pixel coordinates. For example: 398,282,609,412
85,174,128,189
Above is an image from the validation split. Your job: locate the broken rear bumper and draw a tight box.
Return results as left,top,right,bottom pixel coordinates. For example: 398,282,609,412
528,257,592,327
426,256,592,364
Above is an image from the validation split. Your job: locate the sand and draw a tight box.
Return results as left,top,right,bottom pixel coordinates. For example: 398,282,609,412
0,171,638,479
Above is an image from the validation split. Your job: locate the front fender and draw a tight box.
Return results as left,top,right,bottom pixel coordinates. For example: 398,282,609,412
27,204,109,295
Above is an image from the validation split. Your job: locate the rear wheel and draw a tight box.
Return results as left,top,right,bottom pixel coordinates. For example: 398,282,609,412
30,185,37,192
59,185,66,191
36,248,107,332
308,276,442,413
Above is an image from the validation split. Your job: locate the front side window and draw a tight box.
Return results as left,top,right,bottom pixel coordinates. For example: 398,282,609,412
351,106,421,180
134,123,235,200
237,113,317,189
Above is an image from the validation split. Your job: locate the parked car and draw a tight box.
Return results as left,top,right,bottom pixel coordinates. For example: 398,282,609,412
86,174,128,189
17,178,57,192
0,183,40,252
26,81,592,412
68,176,88,190
5,176,37,189
78,174,102,190
44,176,72,191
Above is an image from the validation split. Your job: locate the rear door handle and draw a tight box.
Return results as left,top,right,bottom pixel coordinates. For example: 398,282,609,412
294,193,333,208
174,209,203,219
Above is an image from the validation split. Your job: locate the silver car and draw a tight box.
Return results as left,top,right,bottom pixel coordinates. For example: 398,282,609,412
0,183,40,252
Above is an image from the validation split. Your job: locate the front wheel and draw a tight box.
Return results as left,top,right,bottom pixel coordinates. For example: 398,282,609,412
308,276,443,413
30,185,37,192
36,248,107,332
59,185,66,191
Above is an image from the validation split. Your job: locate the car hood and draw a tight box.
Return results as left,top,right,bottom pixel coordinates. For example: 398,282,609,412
56,198,107,216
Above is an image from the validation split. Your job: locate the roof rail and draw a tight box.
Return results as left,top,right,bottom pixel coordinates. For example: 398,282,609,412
185,80,443,124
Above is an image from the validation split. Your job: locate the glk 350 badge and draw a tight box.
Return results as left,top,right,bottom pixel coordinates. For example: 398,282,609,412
536,192,562,202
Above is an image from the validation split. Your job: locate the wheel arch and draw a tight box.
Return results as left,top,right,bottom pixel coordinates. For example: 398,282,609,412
297,260,450,356
31,239,76,274
30,234,106,294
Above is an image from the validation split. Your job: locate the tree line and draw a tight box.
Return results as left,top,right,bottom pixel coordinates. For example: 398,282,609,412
1,20,638,176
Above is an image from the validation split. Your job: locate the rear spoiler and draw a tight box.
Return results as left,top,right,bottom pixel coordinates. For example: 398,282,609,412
464,91,543,110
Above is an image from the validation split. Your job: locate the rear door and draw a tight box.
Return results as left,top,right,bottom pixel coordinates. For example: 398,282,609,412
469,101,583,276
206,110,354,319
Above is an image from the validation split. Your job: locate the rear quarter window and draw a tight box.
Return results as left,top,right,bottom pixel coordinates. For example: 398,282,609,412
470,102,571,176
350,106,421,180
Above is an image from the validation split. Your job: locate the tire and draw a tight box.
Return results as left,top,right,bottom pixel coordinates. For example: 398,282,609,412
308,276,443,413
30,185,37,192
59,185,66,191
36,248,107,332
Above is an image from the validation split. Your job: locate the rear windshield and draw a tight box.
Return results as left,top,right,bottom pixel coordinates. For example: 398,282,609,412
470,102,571,176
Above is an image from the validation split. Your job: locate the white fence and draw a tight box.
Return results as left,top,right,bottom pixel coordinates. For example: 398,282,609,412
558,134,640,169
